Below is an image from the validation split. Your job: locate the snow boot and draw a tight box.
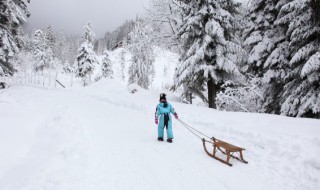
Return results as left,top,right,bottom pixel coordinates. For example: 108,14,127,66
158,137,164,141
167,138,173,143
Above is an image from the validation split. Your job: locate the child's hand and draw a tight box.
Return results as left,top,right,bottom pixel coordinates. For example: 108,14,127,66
155,118,158,124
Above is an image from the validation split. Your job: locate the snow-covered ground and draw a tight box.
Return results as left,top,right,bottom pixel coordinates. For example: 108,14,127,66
1,78,320,190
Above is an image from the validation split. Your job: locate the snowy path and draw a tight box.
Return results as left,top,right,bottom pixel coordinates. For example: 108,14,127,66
1,81,320,190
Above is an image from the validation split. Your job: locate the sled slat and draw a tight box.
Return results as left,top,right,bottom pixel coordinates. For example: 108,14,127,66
202,138,248,166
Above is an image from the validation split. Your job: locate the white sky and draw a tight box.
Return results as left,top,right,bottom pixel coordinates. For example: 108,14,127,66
25,0,151,38
24,0,249,38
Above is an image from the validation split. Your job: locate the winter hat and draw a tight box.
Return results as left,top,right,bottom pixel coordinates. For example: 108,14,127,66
159,93,166,101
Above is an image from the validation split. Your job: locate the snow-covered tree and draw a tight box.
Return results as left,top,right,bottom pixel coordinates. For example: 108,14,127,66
105,31,117,50
65,36,80,64
56,29,67,62
13,49,33,72
45,25,56,55
75,43,97,85
145,0,181,50
243,0,287,76
277,0,320,118
0,0,30,76
217,76,264,113
243,0,290,114
119,49,126,81
127,19,155,89
32,30,52,71
82,22,95,45
75,22,98,86
101,50,113,78
104,20,135,50
147,0,180,34
173,0,243,108
94,40,106,55
62,62,73,74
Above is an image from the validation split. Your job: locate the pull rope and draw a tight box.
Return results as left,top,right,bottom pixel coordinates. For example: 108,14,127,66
176,118,213,144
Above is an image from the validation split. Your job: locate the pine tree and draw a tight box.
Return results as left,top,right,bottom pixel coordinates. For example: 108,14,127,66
101,50,113,78
127,19,155,89
75,22,97,86
32,30,52,71
0,0,30,76
75,42,97,86
82,22,95,45
45,25,56,56
277,0,320,118
243,0,287,76
243,0,290,114
57,29,66,62
173,0,243,108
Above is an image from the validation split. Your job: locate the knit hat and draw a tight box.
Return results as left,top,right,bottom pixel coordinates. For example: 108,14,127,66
159,93,166,101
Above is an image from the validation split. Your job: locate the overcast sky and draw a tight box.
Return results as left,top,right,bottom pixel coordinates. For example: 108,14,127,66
24,0,151,38
25,0,249,39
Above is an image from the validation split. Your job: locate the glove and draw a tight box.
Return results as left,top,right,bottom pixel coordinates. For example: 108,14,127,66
174,113,178,119
155,118,158,125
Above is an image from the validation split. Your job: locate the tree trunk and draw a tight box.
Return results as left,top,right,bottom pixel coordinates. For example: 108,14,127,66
186,93,193,104
207,76,218,109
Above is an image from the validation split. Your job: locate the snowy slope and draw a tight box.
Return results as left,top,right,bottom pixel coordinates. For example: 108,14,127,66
1,79,320,190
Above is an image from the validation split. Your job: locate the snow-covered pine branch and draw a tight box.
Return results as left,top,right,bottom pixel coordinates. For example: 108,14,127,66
0,0,30,76
278,0,320,118
243,0,289,114
217,76,264,113
173,0,243,108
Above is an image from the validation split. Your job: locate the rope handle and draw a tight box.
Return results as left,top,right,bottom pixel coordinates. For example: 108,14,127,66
176,118,214,144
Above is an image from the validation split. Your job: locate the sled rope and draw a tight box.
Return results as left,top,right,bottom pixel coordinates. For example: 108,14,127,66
176,119,213,143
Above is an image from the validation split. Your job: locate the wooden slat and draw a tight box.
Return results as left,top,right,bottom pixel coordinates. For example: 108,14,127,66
202,138,248,166
214,139,245,152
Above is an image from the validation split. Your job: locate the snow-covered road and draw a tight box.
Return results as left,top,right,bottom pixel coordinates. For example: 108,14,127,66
1,80,320,190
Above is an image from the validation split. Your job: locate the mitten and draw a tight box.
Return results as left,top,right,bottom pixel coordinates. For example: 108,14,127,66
155,118,158,124
174,113,178,119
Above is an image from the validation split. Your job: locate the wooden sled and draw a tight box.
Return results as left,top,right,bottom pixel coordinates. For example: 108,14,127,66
202,137,248,166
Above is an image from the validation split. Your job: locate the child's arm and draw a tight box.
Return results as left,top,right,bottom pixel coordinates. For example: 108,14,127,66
170,104,178,119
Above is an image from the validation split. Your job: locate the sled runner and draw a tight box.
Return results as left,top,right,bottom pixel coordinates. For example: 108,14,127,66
202,137,248,166
177,119,248,167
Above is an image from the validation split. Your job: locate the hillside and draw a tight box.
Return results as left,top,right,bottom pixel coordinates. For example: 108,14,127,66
0,79,319,190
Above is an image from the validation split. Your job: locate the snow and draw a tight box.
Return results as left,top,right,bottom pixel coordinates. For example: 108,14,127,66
301,52,320,78
151,47,178,92
1,78,320,190
107,47,178,92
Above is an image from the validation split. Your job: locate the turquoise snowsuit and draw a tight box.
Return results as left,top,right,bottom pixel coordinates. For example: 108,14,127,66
155,102,176,139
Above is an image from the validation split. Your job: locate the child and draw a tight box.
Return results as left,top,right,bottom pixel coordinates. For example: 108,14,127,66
155,93,178,143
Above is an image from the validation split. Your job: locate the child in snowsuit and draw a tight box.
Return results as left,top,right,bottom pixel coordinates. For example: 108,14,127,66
155,93,178,143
